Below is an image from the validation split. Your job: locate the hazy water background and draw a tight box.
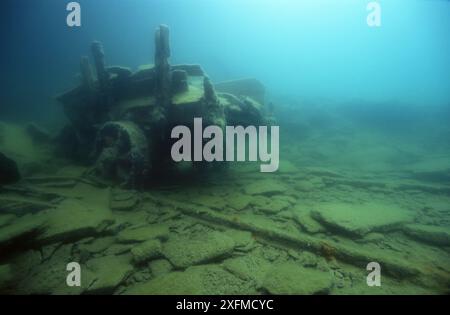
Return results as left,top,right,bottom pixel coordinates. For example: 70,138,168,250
1,0,449,137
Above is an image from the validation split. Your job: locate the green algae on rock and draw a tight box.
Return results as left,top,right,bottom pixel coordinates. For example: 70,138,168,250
293,211,327,234
262,262,333,295
403,224,450,246
148,259,173,277
55,25,270,187
117,224,170,243
36,199,115,244
162,231,235,268
243,180,287,196
311,202,414,237
131,239,162,264
222,254,271,288
257,196,291,214
226,193,253,211
124,264,254,295
85,254,134,294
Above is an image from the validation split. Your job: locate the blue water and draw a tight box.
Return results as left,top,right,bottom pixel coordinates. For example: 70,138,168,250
1,0,449,122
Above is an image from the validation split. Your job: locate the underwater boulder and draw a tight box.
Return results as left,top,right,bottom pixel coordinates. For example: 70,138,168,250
0,152,20,185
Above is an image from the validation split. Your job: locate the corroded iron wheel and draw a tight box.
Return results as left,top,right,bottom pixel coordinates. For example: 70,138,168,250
92,121,150,187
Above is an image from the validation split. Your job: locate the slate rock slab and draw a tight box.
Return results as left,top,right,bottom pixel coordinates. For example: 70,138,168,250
124,264,253,295
117,224,170,243
223,254,271,287
403,224,450,246
311,202,413,237
36,199,115,244
162,231,235,268
148,259,173,277
131,239,162,264
243,180,286,196
0,213,47,247
85,254,134,294
262,262,333,294
227,193,252,211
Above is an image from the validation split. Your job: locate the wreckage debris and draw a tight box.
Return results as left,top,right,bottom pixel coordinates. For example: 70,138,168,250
55,24,271,186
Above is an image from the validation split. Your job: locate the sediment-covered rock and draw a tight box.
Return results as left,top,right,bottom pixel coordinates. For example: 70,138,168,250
0,213,47,248
36,199,115,244
110,189,140,211
262,262,333,294
243,180,286,196
162,231,235,268
293,211,326,234
222,229,255,252
0,152,20,185
103,243,133,256
294,180,317,192
131,239,162,264
75,236,116,255
14,244,77,294
85,254,134,294
403,224,450,246
0,214,17,228
311,202,413,237
124,264,253,295
117,224,169,243
222,254,271,287
226,193,252,211
190,194,227,211
256,196,291,214
148,259,173,277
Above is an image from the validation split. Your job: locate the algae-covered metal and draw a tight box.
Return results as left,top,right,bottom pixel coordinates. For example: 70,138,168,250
56,25,272,186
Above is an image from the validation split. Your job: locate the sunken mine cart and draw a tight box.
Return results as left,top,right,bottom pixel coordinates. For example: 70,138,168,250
56,24,273,187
